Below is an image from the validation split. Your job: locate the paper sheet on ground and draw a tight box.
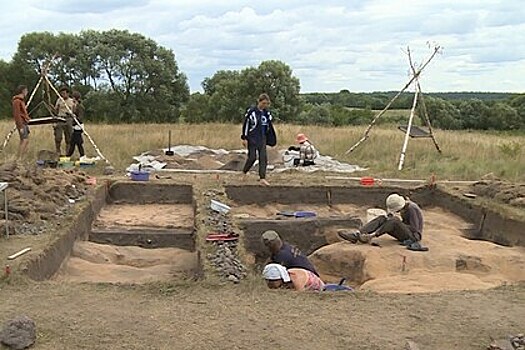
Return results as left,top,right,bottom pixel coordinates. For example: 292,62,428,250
127,145,364,173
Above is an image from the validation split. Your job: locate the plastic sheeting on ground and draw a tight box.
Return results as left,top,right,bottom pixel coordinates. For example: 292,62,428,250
127,145,365,174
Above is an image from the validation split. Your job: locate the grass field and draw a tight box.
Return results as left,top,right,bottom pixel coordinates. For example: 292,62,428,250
1,121,524,181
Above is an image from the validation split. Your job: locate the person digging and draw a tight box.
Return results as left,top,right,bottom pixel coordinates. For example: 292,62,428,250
338,193,429,252
261,230,319,276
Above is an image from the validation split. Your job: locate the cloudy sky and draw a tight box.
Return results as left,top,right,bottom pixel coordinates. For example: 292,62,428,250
0,0,524,93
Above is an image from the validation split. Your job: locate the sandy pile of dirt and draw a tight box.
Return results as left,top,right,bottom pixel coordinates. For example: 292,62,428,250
309,208,525,293
0,161,91,234
470,180,525,208
56,241,199,283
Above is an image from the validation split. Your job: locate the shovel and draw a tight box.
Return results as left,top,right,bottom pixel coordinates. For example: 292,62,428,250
165,130,174,156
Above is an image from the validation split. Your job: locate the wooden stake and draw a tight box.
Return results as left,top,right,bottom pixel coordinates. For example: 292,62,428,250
345,45,441,154
407,48,442,154
398,87,419,170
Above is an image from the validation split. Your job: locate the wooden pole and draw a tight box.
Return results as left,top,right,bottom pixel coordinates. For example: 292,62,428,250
44,75,110,163
407,47,442,153
398,87,419,170
345,45,441,154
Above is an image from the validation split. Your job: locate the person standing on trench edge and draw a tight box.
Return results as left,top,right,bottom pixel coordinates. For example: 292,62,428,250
241,93,277,186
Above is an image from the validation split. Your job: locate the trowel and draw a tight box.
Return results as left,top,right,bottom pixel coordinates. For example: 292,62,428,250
165,130,174,156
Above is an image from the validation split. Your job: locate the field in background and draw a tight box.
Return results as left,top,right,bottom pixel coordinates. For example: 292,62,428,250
0,121,523,181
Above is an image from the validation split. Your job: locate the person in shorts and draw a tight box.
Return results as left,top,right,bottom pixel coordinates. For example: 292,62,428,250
12,85,31,159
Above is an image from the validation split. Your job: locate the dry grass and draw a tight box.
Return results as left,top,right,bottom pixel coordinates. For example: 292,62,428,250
1,121,523,181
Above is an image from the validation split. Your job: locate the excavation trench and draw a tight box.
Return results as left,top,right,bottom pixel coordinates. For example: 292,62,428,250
21,182,525,293
226,185,525,293
52,182,201,284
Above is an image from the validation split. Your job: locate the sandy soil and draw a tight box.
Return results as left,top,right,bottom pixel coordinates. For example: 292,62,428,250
230,202,525,293
93,204,194,230
310,207,525,293
55,241,199,283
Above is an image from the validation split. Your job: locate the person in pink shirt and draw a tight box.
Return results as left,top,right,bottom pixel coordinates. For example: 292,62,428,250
262,263,324,292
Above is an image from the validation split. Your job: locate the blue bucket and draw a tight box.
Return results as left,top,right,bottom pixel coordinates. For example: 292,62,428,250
130,170,150,181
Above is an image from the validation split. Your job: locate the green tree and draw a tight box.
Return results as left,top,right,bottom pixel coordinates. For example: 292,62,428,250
425,97,463,130
180,93,212,123
457,99,491,129
489,102,521,130
8,30,189,123
198,60,301,123
509,94,525,128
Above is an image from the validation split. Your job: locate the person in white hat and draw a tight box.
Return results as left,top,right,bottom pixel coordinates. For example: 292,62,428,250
338,193,428,251
262,263,325,291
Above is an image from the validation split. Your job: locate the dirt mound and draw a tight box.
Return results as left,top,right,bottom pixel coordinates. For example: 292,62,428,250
471,181,525,208
309,208,525,293
0,161,90,234
56,241,199,283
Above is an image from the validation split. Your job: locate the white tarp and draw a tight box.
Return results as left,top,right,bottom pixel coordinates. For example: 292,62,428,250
127,145,364,174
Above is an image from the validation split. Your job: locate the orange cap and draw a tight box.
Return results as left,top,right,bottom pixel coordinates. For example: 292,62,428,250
296,133,308,143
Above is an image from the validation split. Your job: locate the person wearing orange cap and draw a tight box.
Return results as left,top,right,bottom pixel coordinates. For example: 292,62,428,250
287,133,317,166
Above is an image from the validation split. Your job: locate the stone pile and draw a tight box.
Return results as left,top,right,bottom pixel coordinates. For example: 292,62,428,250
487,334,524,350
202,190,247,283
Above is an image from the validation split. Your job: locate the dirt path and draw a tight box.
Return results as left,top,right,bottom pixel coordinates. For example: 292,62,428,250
0,282,523,350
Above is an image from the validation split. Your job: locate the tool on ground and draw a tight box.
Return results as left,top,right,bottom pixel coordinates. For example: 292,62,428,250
210,200,231,214
165,130,174,156
276,210,317,218
205,233,239,242
8,248,32,260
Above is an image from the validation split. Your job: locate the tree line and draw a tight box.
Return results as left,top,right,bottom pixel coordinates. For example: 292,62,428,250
0,30,523,130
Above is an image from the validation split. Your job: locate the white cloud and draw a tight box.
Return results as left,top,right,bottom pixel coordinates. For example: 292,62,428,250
0,0,523,92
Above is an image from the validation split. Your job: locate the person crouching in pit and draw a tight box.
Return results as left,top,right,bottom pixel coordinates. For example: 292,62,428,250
338,193,429,251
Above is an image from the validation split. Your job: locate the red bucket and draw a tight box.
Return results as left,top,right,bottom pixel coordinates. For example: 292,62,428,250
360,176,375,186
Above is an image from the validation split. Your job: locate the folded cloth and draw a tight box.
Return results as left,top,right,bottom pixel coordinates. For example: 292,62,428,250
263,263,291,282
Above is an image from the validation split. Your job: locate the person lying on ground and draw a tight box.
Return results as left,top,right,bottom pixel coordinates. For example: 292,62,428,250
261,230,320,275
338,193,429,251
287,133,318,166
263,263,325,291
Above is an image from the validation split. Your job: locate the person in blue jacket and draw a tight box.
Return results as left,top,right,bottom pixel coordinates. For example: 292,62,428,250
241,93,277,186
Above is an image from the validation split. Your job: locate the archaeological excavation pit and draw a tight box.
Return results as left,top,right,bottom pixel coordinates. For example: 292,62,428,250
52,182,201,284
226,185,525,294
